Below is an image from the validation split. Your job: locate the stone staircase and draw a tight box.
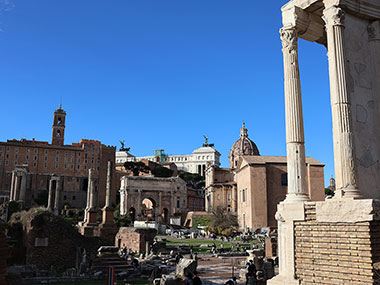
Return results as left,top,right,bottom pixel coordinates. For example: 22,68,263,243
91,254,134,275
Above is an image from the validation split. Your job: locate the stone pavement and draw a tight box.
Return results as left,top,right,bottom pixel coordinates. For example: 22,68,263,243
196,256,246,285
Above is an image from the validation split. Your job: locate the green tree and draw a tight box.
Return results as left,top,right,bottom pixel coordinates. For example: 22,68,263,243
113,204,132,227
123,161,150,176
208,206,238,235
325,188,334,197
152,166,173,178
179,172,204,189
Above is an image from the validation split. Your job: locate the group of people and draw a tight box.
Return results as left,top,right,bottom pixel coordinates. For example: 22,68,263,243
184,271,202,285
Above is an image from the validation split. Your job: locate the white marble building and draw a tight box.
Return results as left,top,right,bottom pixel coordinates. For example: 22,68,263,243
116,145,221,176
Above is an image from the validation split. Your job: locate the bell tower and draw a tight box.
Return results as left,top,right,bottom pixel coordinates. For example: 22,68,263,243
52,104,66,146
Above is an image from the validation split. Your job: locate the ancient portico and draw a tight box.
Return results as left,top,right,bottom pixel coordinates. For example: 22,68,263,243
9,166,28,203
270,0,380,284
119,176,187,223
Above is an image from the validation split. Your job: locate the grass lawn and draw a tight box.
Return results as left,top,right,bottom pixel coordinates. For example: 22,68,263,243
162,236,256,253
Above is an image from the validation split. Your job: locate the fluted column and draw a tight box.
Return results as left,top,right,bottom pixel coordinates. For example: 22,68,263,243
323,6,361,199
104,161,112,208
280,26,309,202
47,179,54,211
19,173,27,202
54,178,61,215
9,171,16,201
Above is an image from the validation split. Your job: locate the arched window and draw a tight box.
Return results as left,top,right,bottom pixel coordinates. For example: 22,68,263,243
56,130,61,137
57,117,62,125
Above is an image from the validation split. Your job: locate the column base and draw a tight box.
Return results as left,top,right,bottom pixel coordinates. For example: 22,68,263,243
268,275,299,285
283,193,310,203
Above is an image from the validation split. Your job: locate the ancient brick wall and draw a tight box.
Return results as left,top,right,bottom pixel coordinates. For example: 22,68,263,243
294,202,379,284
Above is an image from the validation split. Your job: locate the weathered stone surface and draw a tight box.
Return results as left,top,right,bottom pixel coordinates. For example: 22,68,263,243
7,208,110,270
175,258,196,278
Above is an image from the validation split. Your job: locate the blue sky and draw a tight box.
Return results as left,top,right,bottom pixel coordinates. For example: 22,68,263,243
0,1,333,185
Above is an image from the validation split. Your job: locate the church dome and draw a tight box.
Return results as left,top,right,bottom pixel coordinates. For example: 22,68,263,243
229,123,259,168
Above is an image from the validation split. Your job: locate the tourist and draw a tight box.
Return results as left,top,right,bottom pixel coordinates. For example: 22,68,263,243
211,243,216,254
193,271,202,285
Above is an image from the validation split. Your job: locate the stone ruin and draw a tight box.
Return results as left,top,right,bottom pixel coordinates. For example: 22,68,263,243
77,161,118,241
270,0,380,284
115,227,157,255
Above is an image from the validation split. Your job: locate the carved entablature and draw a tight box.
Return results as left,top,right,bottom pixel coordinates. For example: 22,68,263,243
368,21,380,41
322,6,345,28
281,5,326,45
280,27,298,51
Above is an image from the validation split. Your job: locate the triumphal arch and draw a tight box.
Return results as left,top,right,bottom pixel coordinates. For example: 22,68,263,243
270,0,380,284
119,176,187,223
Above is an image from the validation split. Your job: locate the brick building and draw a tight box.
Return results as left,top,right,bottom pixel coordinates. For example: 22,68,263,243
0,106,116,210
187,188,205,212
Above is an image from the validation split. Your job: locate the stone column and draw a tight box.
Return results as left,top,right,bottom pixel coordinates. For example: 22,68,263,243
54,178,61,215
280,26,309,202
232,185,237,212
19,173,27,202
322,6,360,199
89,178,96,210
47,179,54,211
137,189,142,219
158,191,162,221
83,169,93,222
9,171,16,201
104,161,112,208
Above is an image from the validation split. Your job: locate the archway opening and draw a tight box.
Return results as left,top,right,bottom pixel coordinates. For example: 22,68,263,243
141,198,156,221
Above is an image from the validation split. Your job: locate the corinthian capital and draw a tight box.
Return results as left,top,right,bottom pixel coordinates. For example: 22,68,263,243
280,27,298,51
322,6,345,27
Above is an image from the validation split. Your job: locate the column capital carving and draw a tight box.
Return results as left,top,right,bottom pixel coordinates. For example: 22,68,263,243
368,21,380,41
322,6,345,27
280,27,298,51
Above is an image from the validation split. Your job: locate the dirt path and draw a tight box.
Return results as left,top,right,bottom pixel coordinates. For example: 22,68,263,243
196,256,246,285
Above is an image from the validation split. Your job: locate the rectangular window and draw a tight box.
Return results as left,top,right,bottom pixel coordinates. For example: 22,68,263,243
33,162,37,167
56,164,59,169
77,165,80,170
84,165,87,170
72,195,76,200
34,149,38,154
44,157,48,161
227,194,231,202
26,155,29,160
78,159,81,163
56,157,59,162
64,164,67,169
217,194,220,200
0,146,2,151
78,153,81,157
45,150,48,155
177,199,180,208
281,173,288,186
44,163,47,168
15,148,19,153
71,152,74,156
6,154,9,159
26,148,30,153
5,161,8,166
71,165,74,169
14,154,18,159
34,156,37,160
65,151,68,156
6,147,10,152
63,195,67,201
14,161,17,166
56,151,59,155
